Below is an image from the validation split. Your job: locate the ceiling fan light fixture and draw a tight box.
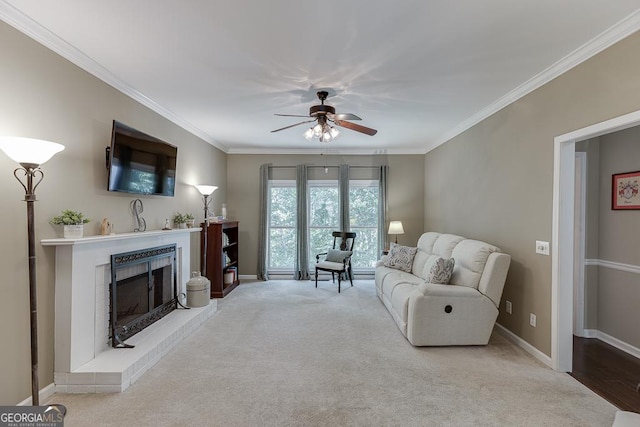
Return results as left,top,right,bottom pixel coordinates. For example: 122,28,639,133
321,131,333,143
304,128,314,140
272,91,377,142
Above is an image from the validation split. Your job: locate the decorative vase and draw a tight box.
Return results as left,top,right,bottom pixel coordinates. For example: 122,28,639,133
63,224,84,239
186,271,210,308
186,219,195,228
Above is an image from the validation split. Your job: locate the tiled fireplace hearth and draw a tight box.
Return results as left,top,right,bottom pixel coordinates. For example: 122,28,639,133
42,228,216,393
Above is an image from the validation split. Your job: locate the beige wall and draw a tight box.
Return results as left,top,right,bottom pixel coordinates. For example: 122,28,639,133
424,31,640,356
0,22,226,404
227,154,424,276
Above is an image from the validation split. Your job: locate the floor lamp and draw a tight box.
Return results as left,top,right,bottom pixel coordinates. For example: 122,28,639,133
194,185,217,276
0,137,64,406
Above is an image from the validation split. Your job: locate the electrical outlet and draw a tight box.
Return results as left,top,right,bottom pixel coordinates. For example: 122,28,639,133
505,300,512,314
536,240,550,255
529,313,537,327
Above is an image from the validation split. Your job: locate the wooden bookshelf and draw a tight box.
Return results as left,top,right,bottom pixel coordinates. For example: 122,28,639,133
200,220,239,298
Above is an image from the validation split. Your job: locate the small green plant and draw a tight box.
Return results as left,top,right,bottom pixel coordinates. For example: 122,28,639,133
50,210,91,226
173,212,194,224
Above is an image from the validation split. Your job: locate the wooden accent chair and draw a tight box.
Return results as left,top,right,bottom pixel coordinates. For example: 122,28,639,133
315,231,356,293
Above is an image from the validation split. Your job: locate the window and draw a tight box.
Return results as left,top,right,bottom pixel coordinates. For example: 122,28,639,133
308,180,339,268
262,165,385,278
267,180,296,272
349,180,379,270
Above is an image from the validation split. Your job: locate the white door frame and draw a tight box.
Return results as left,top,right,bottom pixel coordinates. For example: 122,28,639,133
573,152,587,337
552,109,640,371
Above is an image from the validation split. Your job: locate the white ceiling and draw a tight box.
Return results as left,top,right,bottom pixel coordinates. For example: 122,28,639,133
2,1,640,154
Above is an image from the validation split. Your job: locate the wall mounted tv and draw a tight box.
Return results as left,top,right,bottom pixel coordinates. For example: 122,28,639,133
106,120,177,197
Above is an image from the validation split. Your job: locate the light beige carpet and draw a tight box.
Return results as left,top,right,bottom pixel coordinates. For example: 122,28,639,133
47,280,617,426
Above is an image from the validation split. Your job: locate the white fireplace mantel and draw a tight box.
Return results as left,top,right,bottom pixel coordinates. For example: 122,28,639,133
42,228,217,393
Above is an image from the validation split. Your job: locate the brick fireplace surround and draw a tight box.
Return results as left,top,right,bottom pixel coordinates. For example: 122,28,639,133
42,228,216,393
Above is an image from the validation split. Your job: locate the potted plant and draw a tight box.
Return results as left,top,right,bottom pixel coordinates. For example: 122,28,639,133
173,212,195,229
184,213,195,228
51,209,91,238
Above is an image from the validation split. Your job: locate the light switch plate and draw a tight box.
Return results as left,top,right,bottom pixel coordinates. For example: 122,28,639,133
536,240,549,255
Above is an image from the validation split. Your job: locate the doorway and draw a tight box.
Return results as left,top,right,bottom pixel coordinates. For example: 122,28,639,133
553,108,640,372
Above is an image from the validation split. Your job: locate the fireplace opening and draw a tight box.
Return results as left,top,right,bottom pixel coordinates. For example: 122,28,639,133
110,244,177,347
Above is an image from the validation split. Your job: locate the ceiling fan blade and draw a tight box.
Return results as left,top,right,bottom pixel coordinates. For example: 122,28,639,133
332,113,361,121
271,119,316,133
333,119,378,136
275,113,310,118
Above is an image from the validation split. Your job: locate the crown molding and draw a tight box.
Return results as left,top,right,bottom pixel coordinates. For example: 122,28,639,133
226,147,426,155
0,1,228,153
425,9,640,154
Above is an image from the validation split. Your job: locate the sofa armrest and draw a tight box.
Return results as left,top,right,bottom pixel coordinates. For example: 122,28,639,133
415,283,480,298
477,252,511,308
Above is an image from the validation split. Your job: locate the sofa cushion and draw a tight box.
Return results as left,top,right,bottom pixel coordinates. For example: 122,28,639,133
324,249,352,263
390,283,417,323
411,249,430,277
380,270,423,297
425,257,455,284
384,243,418,272
316,260,346,271
449,240,500,289
409,234,462,278
416,232,442,253
433,234,465,258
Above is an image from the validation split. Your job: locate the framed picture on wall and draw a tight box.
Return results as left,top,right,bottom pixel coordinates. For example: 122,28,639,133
612,170,640,210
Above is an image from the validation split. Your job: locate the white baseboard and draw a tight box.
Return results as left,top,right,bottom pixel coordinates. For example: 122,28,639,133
578,328,640,360
239,274,258,280
17,382,56,406
494,323,553,368
594,330,640,361
578,328,599,339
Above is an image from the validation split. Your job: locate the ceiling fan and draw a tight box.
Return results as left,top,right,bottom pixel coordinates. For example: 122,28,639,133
271,91,377,142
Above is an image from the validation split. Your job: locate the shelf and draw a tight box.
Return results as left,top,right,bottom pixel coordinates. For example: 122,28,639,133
222,242,238,251
201,220,239,298
42,227,201,246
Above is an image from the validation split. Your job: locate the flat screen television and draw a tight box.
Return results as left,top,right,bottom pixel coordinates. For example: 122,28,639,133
107,120,177,197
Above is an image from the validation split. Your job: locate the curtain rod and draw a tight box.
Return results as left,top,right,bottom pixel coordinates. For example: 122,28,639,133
267,165,382,169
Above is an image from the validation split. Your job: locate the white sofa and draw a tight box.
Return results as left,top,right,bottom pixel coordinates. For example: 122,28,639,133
375,232,511,346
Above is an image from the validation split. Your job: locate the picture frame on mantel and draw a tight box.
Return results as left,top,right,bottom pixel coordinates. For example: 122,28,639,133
612,170,640,210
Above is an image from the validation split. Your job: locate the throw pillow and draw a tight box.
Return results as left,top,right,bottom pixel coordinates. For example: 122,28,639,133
324,249,352,263
384,243,418,272
426,257,455,284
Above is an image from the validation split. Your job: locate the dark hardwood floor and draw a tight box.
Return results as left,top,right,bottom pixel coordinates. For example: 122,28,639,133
571,336,640,412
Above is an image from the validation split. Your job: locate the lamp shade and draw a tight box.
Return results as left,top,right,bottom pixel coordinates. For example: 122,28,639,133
0,137,64,166
388,221,404,235
194,185,218,196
